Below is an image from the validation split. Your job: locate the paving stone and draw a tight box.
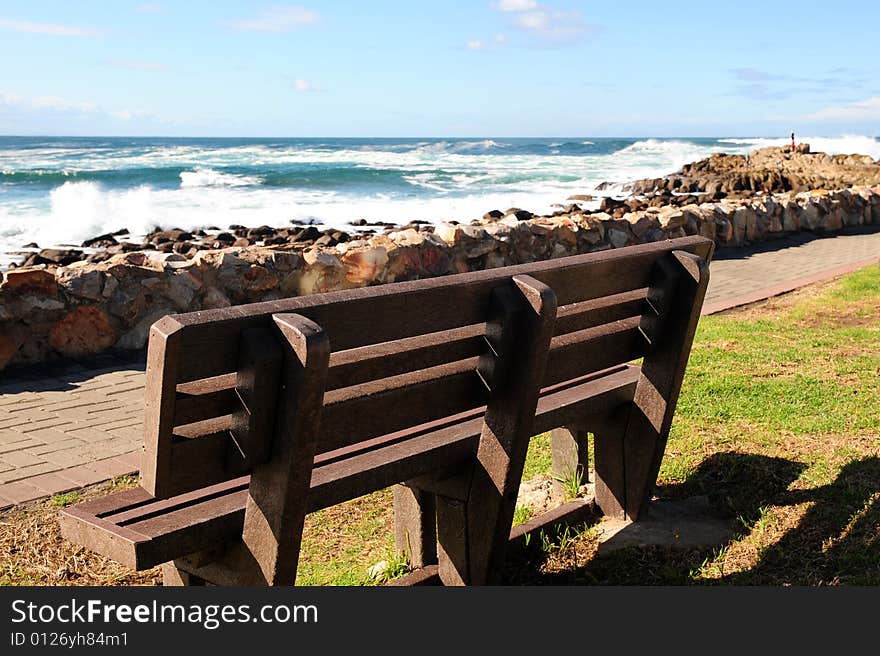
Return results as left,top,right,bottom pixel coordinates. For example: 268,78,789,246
0,480,44,504
59,463,110,487
29,438,88,456
0,227,877,505
0,438,48,455
0,449,47,468
0,462,62,484
22,471,80,496
42,448,96,468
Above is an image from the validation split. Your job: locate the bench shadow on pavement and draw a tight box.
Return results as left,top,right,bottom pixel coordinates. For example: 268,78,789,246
0,349,146,394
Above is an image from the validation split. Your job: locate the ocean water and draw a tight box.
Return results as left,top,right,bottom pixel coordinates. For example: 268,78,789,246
1,134,878,267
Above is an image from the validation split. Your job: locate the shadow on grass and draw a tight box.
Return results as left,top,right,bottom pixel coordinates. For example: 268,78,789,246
725,456,880,585
503,452,806,585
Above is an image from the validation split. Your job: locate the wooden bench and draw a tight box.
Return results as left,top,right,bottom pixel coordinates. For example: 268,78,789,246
60,235,713,585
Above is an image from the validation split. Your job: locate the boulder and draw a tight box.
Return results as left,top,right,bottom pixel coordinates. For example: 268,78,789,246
22,249,84,267
341,246,389,285
48,306,117,357
56,266,103,301
1,268,57,296
167,270,203,309
0,332,18,370
116,306,173,350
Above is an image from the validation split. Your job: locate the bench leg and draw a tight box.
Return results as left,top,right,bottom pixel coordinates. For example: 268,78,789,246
162,561,207,586
551,425,589,497
393,483,437,568
435,493,470,586
592,408,629,520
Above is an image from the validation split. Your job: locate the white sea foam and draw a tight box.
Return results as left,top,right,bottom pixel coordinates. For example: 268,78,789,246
179,167,262,187
718,135,880,160
3,135,878,260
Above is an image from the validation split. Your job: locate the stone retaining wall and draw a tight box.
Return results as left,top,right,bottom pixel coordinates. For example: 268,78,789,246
1,185,878,371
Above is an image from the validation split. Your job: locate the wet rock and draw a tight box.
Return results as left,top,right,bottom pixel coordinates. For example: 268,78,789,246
504,208,534,221
22,249,84,267
82,233,119,248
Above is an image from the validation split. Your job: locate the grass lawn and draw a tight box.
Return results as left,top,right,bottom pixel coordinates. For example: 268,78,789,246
2,264,878,586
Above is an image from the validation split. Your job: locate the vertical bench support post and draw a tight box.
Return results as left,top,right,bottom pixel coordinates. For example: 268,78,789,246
437,274,557,585
240,313,329,584
621,251,710,520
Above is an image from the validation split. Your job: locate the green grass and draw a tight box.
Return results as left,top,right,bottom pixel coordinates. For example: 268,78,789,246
287,264,879,585
511,264,880,585
49,492,81,508
11,265,876,587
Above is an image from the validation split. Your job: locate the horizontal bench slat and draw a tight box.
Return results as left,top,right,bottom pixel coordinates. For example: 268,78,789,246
174,389,239,428
326,324,486,391
555,288,648,335
543,317,646,387
167,238,711,382
318,359,489,453
60,364,641,570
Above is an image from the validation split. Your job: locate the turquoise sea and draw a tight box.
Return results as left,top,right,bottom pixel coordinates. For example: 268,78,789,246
1,134,878,266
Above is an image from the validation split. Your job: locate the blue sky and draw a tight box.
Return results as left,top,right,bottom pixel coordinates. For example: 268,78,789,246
0,0,878,137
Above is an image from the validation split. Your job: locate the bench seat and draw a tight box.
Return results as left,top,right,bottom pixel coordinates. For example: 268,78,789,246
61,364,640,571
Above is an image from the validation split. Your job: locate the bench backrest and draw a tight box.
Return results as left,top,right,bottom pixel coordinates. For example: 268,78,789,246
140,235,714,500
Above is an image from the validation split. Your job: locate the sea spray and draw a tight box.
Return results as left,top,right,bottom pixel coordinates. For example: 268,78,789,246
1,135,878,257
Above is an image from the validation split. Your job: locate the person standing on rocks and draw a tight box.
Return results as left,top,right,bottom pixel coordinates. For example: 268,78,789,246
791,132,796,151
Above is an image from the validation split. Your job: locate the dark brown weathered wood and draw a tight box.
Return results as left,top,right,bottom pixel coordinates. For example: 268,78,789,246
620,249,712,519
437,274,557,585
326,324,485,391
543,316,647,387
167,237,711,382
318,359,489,450
62,236,714,585
174,386,238,426
393,484,437,568
141,316,184,497
554,288,648,335
238,313,330,584
551,425,589,498
591,406,630,519
229,327,283,470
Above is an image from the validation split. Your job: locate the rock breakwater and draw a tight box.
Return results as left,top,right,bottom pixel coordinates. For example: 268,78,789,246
2,146,879,371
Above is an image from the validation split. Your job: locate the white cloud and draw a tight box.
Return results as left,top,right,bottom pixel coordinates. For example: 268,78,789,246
0,90,162,123
293,79,322,92
515,9,587,42
228,5,319,32
488,2,592,45
0,17,97,37
29,95,98,113
493,0,538,11
107,59,171,72
135,3,163,13
807,97,880,122
466,33,508,51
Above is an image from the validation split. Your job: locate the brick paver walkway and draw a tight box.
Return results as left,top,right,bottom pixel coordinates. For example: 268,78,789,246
0,226,877,509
